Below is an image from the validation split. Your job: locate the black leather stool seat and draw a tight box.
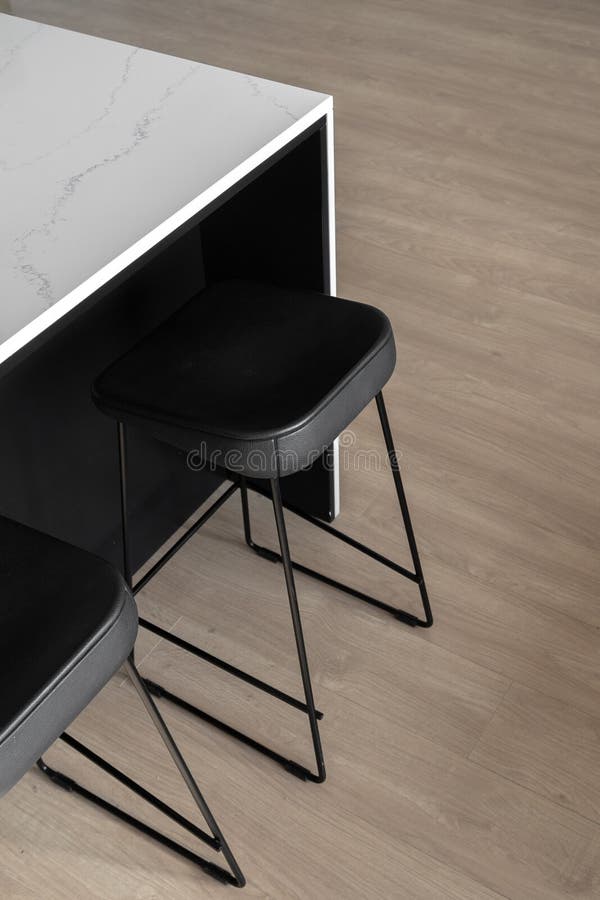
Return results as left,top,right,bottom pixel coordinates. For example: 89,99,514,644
92,281,396,477
0,517,137,797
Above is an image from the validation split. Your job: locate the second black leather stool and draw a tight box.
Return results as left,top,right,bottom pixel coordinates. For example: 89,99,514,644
0,515,244,887
92,280,433,783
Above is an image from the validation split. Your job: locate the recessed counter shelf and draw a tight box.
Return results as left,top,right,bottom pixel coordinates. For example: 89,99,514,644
0,14,337,569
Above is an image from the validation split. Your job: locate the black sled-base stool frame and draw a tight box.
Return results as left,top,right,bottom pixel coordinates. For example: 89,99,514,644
92,280,434,789
0,513,244,889
241,393,432,630
37,655,246,888
118,423,326,783
115,391,430,787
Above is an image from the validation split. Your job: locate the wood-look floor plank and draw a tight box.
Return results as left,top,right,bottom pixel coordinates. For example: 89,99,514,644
1,677,513,900
132,498,510,763
2,0,600,897
470,683,600,825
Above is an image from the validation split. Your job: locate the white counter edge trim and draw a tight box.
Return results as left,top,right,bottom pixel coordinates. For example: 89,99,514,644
0,96,333,368
324,108,340,517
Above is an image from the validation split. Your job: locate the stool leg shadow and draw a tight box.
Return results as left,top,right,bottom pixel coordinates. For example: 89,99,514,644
240,391,433,629
37,656,246,888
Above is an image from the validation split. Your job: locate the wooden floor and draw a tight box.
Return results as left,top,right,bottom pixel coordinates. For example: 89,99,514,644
2,1,600,897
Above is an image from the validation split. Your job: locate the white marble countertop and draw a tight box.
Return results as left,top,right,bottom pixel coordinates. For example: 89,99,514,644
0,14,332,365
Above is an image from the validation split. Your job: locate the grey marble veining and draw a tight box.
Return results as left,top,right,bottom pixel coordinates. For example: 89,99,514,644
0,14,331,363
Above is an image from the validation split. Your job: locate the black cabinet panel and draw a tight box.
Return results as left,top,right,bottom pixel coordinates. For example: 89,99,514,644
0,119,334,574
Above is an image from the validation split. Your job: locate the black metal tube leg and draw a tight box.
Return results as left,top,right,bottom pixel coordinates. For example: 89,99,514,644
125,656,246,887
269,472,326,783
117,420,139,669
36,658,246,886
375,392,433,627
117,421,132,590
240,478,279,563
240,477,253,547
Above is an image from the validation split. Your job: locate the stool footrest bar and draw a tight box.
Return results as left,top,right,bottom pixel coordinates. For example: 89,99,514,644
246,482,420,583
144,679,322,783
133,482,239,596
58,732,219,849
138,617,323,719
246,540,429,627
37,758,236,885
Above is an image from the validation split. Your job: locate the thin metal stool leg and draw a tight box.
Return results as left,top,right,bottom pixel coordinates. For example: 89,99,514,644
269,473,326,784
117,420,132,590
375,391,433,626
140,477,326,781
241,477,279,562
126,657,245,886
241,394,433,628
37,655,245,887
117,431,322,781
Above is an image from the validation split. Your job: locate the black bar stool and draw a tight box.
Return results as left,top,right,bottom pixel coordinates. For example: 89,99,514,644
92,280,433,784
0,515,245,888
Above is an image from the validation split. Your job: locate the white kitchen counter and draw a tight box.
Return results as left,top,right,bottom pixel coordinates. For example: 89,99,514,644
0,14,337,560
0,14,333,365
